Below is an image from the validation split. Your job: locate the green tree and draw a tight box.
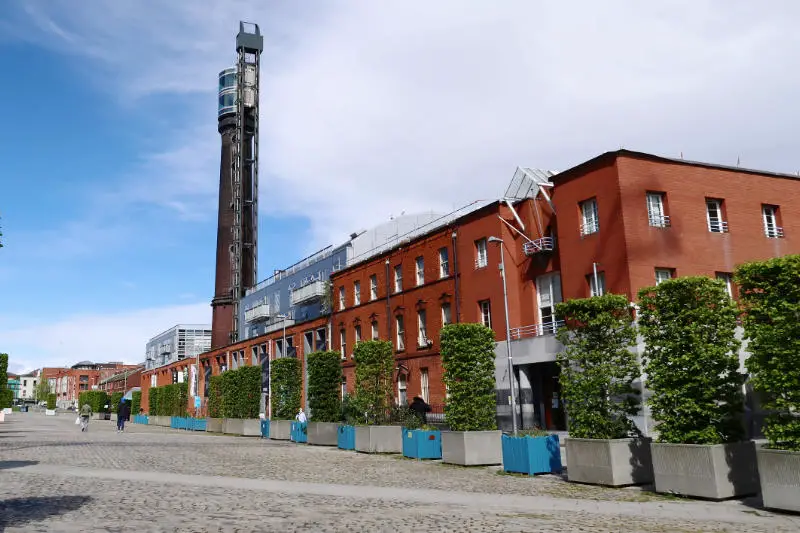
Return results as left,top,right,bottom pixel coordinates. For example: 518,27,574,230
35,379,51,403
353,340,395,425
555,294,640,439
736,255,800,451
131,390,142,416
109,392,124,413
46,393,56,410
638,277,744,444
270,357,302,420
307,351,342,422
220,366,261,419
0,353,12,409
78,391,108,413
207,375,223,418
440,323,497,432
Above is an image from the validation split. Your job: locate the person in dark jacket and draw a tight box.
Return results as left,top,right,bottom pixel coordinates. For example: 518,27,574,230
409,396,432,424
117,400,131,432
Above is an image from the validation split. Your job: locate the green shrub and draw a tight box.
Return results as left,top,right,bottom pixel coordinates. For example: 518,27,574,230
207,375,223,418
353,340,395,425
270,357,302,420
146,383,188,416
555,294,640,440
638,276,744,444
131,391,141,415
0,353,9,409
46,393,56,410
441,323,497,432
307,351,342,422
109,392,124,413
221,366,261,419
736,255,800,451
78,391,109,413
220,370,236,419
148,387,159,415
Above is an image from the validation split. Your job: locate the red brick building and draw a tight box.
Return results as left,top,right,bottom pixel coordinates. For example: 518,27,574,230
98,365,144,395
44,362,140,408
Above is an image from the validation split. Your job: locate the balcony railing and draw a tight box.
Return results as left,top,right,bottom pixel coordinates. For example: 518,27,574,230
765,226,784,239
244,303,271,323
648,214,671,228
509,320,564,341
580,222,599,236
291,279,327,306
708,217,729,233
523,237,555,255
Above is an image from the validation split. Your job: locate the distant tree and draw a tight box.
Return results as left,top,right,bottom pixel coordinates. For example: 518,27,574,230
35,380,52,403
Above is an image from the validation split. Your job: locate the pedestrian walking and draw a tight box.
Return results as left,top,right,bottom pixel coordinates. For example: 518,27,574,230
79,403,92,432
295,408,307,423
117,399,131,432
409,396,431,425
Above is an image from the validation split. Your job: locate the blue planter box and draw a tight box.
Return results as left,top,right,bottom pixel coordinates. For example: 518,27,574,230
260,419,270,438
337,424,355,450
291,421,308,443
133,415,148,425
402,429,442,459
502,434,562,475
190,418,207,431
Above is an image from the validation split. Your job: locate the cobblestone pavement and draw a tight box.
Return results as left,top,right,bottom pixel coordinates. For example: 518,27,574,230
1,413,797,532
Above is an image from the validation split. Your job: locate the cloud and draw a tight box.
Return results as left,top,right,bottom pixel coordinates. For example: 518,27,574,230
10,0,800,251
0,302,210,373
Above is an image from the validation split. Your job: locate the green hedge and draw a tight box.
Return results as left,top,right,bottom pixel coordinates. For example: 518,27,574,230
131,391,141,415
79,391,109,413
736,255,800,451
441,324,497,432
223,366,261,419
148,387,160,416
555,294,640,439
271,358,302,420
353,340,395,425
639,276,744,444
46,393,57,410
148,383,188,416
207,375,222,418
109,392,124,413
307,351,342,422
0,353,10,409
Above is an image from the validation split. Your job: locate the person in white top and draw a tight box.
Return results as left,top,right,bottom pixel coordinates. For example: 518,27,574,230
295,408,307,423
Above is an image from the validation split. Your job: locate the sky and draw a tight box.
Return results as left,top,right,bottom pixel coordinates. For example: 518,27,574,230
1,1,799,374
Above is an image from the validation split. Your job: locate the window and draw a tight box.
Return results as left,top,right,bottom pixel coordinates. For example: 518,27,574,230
415,256,425,286
354,325,362,351
420,368,430,403
353,281,361,306
371,321,379,340
397,374,407,406
716,272,733,298
338,286,346,310
441,303,452,326
438,247,449,278
417,309,428,346
706,199,728,233
479,300,491,328
341,377,347,399
536,272,563,335
339,329,346,360
369,274,378,300
580,198,599,235
655,268,674,285
475,238,488,268
315,328,327,351
396,315,405,351
647,192,669,227
251,346,258,366
588,271,606,297
762,205,783,238
394,265,403,293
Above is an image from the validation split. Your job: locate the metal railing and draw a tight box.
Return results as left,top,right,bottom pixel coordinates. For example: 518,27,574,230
765,226,784,239
580,222,599,236
648,214,671,228
708,217,729,233
509,320,564,341
244,303,271,323
474,257,488,269
522,236,555,255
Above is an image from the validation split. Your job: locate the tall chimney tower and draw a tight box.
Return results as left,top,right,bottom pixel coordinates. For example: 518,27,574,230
211,22,263,349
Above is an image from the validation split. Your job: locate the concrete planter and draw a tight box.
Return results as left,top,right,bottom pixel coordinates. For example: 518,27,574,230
441,430,502,466
651,441,758,500
355,425,403,454
110,413,118,422
242,419,261,436
757,447,800,512
307,422,339,446
150,416,171,427
269,419,292,441
45,410,56,417
0,411,4,422
565,438,653,486
205,417,223,433
223,418,244,435
2,407,11,414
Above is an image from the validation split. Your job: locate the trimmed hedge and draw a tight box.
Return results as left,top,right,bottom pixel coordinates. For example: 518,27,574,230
555,294,640,439
131,391,141,415
207,375,222,418
0,353,10,409
307,351,342,422
110,392,124,413
639,276,744,445
353,340,395,426
148,387,160,416
148,383,188,417
79,391,109,413
736,255,800,451
271,357,302,420
441,324,497,432
223,366,261,419
46,393,56,410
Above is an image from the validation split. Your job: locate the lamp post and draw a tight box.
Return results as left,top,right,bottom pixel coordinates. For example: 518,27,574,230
488,236,518,435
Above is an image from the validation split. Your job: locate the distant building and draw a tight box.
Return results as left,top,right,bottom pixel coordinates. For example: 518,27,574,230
98,366,143,396
7,374,20,401
17,371,40,402
42,362,140,409
144,325,212,371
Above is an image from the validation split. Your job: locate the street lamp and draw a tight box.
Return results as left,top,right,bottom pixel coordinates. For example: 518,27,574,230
487,236,518,435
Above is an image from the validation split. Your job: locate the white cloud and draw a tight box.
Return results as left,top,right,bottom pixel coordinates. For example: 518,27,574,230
10,0,800,251
0,302,210,373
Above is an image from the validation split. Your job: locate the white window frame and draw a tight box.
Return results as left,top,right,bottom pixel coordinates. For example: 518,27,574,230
369,275,378,300
339,329,346,360
397,374,407,406
338,286,346,310
371,321,379,340
420,368,429,403
353,281,361,306
417,309,428,347
646,192,669,228
589,271,606,297
438,247,449,278
341,377,347,399
441,303,452,326
394,265,403,293
395,315,405,351
580,198,599,235
655,268,673,285
762,205,782,238
475,238,488,269
706,199,727,233
354,324,362,348
716,272,733,298
415,256,425,286
479,300,491,328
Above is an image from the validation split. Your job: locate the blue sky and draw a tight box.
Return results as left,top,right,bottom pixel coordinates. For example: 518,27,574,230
1,1,798,373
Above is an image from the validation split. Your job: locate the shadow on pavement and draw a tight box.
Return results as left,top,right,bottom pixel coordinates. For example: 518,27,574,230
0,460,39,471
0,495,92,528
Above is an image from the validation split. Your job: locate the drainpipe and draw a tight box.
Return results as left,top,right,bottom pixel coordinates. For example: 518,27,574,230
385,258,392,341
451,230,460,323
